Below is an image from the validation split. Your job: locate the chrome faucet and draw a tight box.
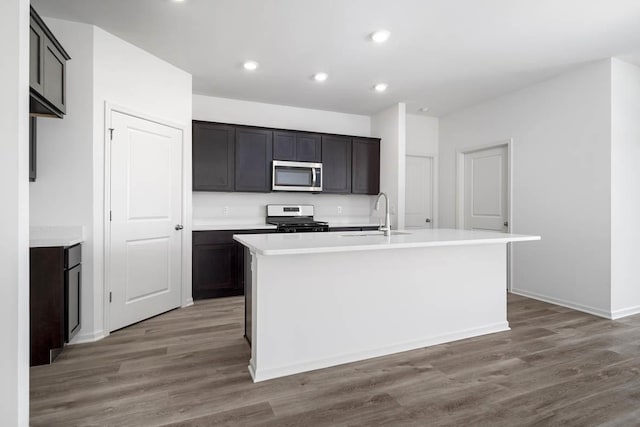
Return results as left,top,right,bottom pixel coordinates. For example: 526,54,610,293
375,192,391,236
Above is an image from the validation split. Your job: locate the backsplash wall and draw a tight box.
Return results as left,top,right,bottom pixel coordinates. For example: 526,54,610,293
193,192,381,225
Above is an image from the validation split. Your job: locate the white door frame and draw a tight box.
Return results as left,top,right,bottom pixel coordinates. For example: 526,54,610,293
456,139,513,289
405,153,439,228
103,102,192,336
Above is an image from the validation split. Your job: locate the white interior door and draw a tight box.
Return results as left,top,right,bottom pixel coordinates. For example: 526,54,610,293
405,155,434,228
463,145,508,231
109,111,183,332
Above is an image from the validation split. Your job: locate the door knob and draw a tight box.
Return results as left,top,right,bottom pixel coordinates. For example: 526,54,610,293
425,218,431,223
175,224,184,231
503,221,508,227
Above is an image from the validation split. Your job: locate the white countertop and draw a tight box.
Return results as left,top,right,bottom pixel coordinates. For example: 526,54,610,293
192,218,379,231
234,228,540,256
30,226,84,248
193,221,277,231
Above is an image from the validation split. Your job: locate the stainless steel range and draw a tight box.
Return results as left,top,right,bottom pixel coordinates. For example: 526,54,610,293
266,204,329,233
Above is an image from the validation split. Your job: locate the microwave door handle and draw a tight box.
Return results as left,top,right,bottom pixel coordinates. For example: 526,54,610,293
312,168,317,187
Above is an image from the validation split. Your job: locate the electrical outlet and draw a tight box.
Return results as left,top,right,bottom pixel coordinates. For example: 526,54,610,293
337,206,342,214
223,206,229,216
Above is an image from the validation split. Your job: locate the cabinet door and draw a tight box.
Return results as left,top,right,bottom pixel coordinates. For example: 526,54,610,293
273,131,297,161
322,135,352,193
192,122,235,191
29,117,37,182
352,137,380,195
273,131,321,162
296,133,322,162
192,242,239,299
192,229,275,301
43,37,67,115
29,18,45,95
29,247,65,366
65,263,81,342
235,127,273,192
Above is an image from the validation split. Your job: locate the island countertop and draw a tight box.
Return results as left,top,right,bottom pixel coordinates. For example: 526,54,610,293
233,228,540,256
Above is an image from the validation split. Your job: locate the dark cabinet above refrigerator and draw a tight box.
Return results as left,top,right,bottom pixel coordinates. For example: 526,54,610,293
30,6,71,118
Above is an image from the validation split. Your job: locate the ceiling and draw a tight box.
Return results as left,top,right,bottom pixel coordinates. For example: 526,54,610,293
32,0,640,117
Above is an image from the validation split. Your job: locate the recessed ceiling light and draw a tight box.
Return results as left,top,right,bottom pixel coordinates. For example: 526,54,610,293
370,29,391,43
374,83,388,92
313,72,328,82
243,60,259,71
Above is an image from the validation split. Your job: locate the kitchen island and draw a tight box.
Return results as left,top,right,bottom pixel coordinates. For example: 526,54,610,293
234,228,540,382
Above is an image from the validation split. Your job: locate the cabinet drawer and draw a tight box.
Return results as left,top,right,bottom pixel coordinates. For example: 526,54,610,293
64,244,81,269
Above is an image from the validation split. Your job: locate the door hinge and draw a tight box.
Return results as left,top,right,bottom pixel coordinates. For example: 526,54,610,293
109,292,112,303
109,210,112,221
108,128,114,141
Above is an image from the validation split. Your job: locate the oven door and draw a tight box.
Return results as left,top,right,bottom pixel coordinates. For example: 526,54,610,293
272,160,322,192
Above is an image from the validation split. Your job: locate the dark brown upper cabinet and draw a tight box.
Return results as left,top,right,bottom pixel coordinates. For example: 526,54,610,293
322,135,352,194
29,7,70,118
273,131,322,162
235,127,273,192
352,137,381,195
192,121,235,191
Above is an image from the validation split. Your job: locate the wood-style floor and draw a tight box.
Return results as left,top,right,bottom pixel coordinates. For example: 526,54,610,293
30,294,640,427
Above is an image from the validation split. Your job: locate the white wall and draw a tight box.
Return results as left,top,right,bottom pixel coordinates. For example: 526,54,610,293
611,59,640,318
371,103,406,229
93,26,193,331
194,192,377,225
192,95,377,224
31,19,193,342
440,60,613,317
0,0,30,424
193,95,370,136
406,114,439,156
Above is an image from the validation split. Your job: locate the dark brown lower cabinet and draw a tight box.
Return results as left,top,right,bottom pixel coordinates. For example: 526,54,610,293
329,226,380,232
192,229,275,300
30,244,81,366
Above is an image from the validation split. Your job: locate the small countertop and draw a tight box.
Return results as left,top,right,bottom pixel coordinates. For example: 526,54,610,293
192,221,277,231
30,226,84,248
234,228,540,256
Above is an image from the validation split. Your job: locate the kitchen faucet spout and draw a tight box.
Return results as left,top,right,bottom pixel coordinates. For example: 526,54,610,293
375,192,391,237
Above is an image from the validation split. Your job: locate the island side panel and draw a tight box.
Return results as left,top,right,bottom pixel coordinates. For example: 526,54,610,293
249,243,509,382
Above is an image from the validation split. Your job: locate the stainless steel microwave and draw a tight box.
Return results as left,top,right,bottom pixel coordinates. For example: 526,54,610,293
272,160,322,192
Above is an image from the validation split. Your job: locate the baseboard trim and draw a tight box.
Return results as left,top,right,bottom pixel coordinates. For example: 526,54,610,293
69,329,106,345
511,288,612,319
610,305,640,320
182,297,194,308
249,321,510,382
